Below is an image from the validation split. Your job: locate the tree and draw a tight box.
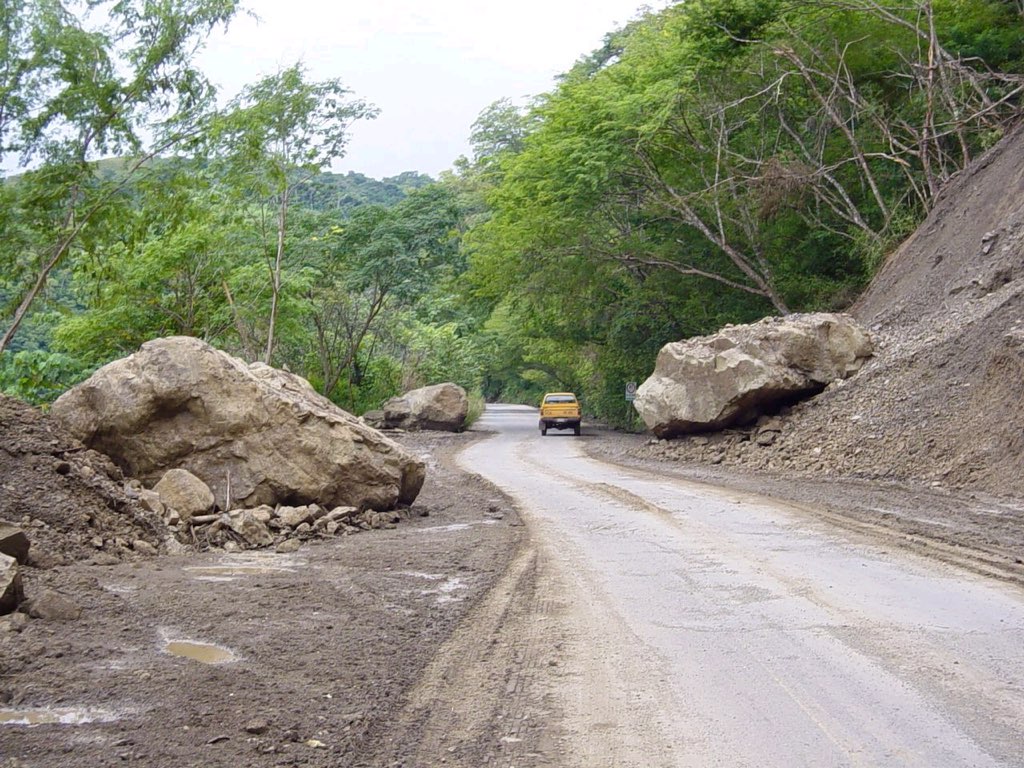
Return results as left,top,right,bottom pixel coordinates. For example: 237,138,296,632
305,185,462,404
208,64,377,365
51,165,245,365
0,0,243,355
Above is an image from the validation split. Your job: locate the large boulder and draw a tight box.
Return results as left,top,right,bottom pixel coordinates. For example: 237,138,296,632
635,313,873,438
371,383,469,432
51,337,425,511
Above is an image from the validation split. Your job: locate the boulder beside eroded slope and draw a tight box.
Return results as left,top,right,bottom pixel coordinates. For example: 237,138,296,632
635,313,873,438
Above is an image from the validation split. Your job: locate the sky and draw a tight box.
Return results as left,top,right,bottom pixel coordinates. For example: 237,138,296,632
196,1,669,180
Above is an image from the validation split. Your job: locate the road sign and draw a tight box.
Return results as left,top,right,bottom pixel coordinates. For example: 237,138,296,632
625,381,638,401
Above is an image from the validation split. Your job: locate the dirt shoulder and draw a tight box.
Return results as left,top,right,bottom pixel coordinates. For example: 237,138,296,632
0,429,527,768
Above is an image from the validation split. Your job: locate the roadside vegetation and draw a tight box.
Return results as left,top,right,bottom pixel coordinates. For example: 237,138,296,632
3,0,1023,426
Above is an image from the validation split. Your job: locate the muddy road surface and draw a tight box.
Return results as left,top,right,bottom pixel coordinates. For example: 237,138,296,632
460,405,1024,767
3,408,1024,767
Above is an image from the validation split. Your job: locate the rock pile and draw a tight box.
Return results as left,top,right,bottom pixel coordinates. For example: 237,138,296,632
179,502,420,553
1,336,439,573
130,467,425,553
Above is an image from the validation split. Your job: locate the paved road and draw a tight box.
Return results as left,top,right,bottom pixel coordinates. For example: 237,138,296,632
459,405,1024,767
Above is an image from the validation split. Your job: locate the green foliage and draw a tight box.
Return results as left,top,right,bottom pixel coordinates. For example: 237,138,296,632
294,170,433,213
206,63,378,365
4,0,1024,430
0,349,89,405
464,390,486,428
0,0,243,355
458,0,1024,425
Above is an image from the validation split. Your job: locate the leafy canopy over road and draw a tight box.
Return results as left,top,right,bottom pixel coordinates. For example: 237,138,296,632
2,0,1022,425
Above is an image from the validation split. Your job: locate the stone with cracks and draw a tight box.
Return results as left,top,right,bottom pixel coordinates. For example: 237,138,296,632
50,337,426,512
635,313,873,438
371,383,469,432
0,553,23,614
154,468,215,522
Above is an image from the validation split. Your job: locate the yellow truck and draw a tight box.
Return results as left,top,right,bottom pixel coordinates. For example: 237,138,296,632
539,392,581,436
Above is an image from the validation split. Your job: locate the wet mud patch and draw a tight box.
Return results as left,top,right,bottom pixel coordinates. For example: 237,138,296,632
163,639,237,665
0,429,525,768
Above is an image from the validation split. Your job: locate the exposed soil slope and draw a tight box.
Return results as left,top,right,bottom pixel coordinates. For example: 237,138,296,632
0,395,167,567
637,122,1024,500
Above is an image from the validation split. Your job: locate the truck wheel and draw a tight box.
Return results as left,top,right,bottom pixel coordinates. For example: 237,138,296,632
541,425,548,436
573,424,581,436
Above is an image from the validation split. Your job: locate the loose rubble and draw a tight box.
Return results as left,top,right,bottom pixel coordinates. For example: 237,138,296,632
632,123,1024,500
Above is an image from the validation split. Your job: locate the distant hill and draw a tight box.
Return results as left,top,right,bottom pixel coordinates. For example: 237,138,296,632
295,170,434,214
18,159,435,216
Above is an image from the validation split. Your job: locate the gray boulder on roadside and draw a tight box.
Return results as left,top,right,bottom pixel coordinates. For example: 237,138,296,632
50,336,425,512
370,383,469,432
154,468,215,522
635,313,873,438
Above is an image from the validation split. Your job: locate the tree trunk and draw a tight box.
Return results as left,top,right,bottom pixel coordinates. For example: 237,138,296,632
264,185,290,366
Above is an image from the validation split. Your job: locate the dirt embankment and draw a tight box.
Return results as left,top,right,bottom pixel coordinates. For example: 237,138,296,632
634,121,1024,502
0,395,167,567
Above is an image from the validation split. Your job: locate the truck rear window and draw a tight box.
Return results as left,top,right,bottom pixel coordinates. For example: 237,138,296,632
544,395,577,404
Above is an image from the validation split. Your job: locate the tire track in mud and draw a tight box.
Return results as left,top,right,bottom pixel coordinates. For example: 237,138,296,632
363,538,563,767
367,445,686,768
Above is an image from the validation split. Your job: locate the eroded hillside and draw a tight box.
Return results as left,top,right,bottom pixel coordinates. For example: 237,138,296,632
637,123,1024,499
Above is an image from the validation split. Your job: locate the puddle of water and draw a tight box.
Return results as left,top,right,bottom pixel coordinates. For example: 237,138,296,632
185,552,302,581
421,576,469,604
400,571,444,581
419,523,471,533
437,577,467,594
164,640,236,664
184,565,293,578
418,520,500,534
0,708,117,726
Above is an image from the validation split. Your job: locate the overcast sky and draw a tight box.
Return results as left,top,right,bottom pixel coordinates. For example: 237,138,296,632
196,1,667,180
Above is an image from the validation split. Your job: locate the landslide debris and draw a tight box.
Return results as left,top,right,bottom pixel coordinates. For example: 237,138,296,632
0,394,166,567
50,336,425,512
634,122,1024,500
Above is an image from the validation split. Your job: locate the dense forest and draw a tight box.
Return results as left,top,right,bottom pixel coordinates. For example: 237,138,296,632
2,0,1023,426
